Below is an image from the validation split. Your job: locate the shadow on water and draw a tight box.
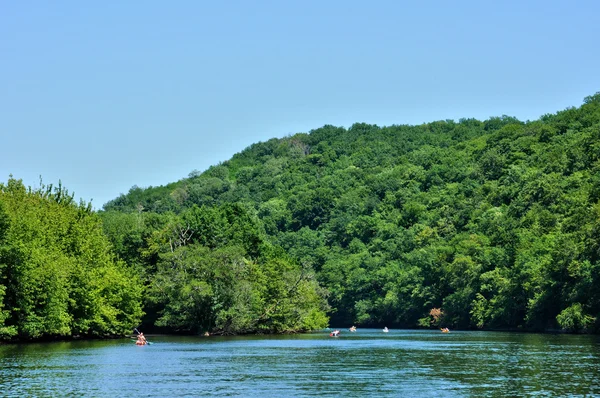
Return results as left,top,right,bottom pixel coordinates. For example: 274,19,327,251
1,330,600,397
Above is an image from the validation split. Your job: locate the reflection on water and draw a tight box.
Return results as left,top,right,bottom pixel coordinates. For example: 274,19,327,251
1,330,599,397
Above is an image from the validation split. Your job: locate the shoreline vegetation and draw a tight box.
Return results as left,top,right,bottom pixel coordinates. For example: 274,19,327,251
2,93,600,343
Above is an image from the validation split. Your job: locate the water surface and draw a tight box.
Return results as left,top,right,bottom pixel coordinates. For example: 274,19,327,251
1,329,599,397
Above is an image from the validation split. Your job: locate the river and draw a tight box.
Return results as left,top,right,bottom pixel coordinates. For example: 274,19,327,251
1,329,599,397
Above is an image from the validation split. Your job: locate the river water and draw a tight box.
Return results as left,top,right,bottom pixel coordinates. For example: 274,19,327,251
1,329,599,397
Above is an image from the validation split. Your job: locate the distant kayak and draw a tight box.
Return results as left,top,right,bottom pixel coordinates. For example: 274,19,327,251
131,337,151,345
133,329,150,345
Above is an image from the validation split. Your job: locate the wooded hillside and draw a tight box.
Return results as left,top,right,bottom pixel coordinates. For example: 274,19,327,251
4,94,598,340
103,93,600,333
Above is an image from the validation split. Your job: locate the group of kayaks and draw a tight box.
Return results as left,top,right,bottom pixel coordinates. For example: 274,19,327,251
135,327,451,342
329,326,450,337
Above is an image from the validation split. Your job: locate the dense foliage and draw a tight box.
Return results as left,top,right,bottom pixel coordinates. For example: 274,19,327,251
103,93,600,333
0,179,143,341
100,203,329,334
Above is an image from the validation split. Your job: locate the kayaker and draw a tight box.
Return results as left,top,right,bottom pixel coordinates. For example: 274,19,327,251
137,332,147,345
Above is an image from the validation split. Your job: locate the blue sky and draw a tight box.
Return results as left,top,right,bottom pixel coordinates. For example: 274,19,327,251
1,1,599,209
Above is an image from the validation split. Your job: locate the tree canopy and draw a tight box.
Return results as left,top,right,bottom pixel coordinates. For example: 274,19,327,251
102,93,600,333
4,93,600,340
0,178,143,341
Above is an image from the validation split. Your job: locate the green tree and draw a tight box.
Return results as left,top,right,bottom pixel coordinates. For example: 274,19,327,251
0,177,143,341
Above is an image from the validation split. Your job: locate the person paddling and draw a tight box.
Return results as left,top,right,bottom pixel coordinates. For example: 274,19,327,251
137,332,147,345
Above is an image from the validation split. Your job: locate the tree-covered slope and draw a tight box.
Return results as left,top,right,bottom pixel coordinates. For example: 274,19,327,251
102,93,600,332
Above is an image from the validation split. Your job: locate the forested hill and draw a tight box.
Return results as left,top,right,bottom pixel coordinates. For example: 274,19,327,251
102,93,600,333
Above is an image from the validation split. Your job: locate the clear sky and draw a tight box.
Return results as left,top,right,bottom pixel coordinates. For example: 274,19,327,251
1,1,599,209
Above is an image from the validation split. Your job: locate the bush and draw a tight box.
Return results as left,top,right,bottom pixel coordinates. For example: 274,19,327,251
556,303,595,333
